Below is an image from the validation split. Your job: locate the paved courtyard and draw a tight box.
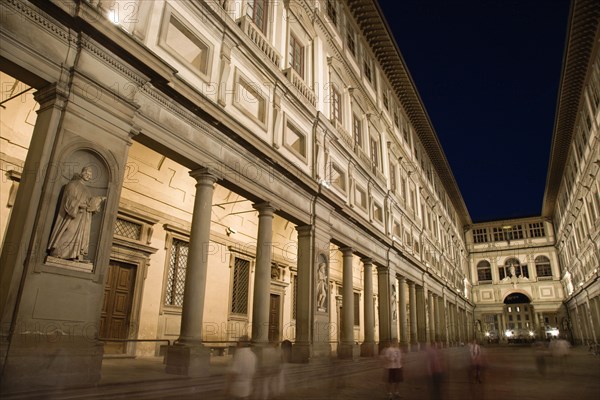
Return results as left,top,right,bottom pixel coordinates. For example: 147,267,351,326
2,344,599,399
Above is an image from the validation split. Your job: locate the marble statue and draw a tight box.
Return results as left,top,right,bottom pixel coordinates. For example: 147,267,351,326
47,166,106,262
316,262,327,311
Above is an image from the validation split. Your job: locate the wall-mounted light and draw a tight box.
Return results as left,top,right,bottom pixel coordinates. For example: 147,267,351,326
226,227,237,236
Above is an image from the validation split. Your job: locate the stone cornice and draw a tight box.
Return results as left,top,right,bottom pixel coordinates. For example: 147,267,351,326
542,0,600,217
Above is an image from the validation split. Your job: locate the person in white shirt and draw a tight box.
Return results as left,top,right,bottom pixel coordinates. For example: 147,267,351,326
381,339,403,400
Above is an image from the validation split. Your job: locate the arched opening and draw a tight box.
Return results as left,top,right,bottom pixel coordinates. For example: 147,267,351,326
503,292,535,343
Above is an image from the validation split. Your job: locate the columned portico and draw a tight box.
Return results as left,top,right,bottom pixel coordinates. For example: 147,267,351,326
338,247,358,358
251,202,275,346
360,258,376,356
166,168,220,376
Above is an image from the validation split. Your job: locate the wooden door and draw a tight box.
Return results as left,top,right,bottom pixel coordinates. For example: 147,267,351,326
100,260,136,354
268,294,281,342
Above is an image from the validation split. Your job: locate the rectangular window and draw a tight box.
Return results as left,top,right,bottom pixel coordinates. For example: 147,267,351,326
389,162,397,193
331,86,342,123
473,228,489,243
382,89,389,110
370,135,380,170
231,257,250,315
373,203,383,223
346,26,356,57
353,114,362,148
165,238,189,307
326,0,337,26
330,162,347,192
235,75,267,125
363,57,372,83
160,9,210,76
285,121,307,160
247,0,267,33
528,222,545,238
289,33,304,78
393,110,400,128
355,186,367,210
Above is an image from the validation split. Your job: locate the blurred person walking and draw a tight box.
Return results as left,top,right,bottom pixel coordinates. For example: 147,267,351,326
468,339,483,383
380,339,403,400
258,341,283,399
226,336,257,400
426,342,445,400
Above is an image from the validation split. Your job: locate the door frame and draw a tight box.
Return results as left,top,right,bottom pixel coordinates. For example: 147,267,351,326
106,238,156,356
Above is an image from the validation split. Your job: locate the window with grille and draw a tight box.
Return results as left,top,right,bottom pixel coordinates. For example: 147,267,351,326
247,0,267,33
231,257,250,315
477,260,492,282
528,222,545,238
289,33,304,78
164,238,189,307
114,218,142,240
535,255,552,278
473,228,488,243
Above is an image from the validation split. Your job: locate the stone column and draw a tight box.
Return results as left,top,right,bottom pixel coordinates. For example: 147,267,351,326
338,247,357,358
428,291,435,343
292,225,312,362
416,285,427,345
361,258,376,356
434,295,442,343
408,281,418,349
500,313,507,342
377,266,392,347
398,276,408,349
167,168,219,376
251,203,275,345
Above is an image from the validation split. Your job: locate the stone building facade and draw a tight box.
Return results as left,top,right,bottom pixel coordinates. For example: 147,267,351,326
0,0,597,391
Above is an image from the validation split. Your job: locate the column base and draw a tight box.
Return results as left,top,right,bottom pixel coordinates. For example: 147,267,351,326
360,341,377,357
165,343,210,377
337,342,359,359
0,333,103,392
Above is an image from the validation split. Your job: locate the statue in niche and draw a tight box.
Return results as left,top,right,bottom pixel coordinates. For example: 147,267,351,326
47,166,106,262
316,262,328,311
391,284,398,321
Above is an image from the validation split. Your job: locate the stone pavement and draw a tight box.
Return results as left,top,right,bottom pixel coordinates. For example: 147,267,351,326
1,344,599,399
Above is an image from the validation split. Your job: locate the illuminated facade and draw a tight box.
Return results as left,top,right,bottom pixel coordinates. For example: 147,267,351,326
0,0,597,392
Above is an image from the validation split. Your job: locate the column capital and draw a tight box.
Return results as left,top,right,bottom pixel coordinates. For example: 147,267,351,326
296,225,312,237
253,202,276,216
407,280,416,287
396,274,406,282
189,167,222,183
361,257,373,266
340,247,354,257
376,265,389,273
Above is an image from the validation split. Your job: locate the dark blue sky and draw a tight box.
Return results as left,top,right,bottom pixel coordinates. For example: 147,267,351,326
377,0,571,222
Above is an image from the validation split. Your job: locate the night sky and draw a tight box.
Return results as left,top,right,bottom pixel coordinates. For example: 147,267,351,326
377,0,571,222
